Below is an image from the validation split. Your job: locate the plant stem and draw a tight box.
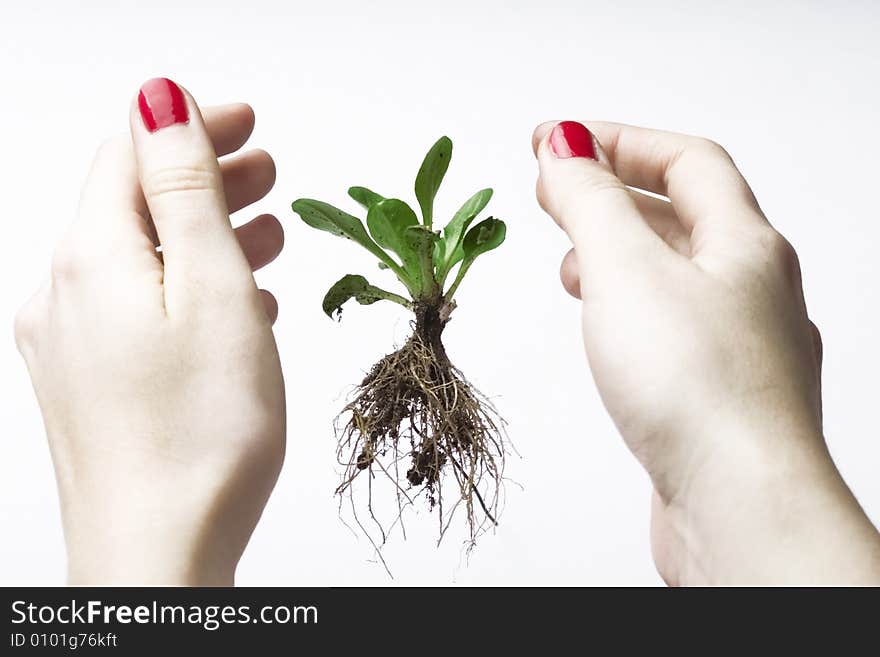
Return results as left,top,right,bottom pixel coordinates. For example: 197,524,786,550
418,243,439,300
435,254,452,289
379,290,415,310
442,258,472,302
359,281,414,310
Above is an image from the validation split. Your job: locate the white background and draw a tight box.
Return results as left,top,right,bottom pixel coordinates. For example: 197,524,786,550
1,0,878,585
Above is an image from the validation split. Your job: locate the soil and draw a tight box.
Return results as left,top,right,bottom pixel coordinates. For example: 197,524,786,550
335,299,507,549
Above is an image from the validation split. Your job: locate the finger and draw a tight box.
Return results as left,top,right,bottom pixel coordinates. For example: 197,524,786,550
559,189,690,299
139,152,279,251
631,190,691,256
235,214,284,271
532,120,557,154
201,103,255,157
77,103,259,253
13,280,50,358
809,320,823,370
588,122,764,231
536,127,690,250
809,320,823,424
535,120,675,297
73,136,157,262
222,149,276,214
650,489,681,587
537,121,766,237
260,289,278,324
559,248,580,299
130,78,253,311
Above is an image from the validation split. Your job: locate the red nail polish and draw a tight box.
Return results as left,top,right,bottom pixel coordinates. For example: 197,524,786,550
138,78,189,133
549,121,597,160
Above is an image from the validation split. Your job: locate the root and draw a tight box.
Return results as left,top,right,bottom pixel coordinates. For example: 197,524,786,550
335,301,508,551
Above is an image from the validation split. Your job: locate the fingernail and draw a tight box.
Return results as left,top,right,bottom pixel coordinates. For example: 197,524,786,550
138,78,189,133
549,121,597,160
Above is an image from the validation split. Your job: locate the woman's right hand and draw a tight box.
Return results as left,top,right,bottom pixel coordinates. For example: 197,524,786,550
533,120,880,585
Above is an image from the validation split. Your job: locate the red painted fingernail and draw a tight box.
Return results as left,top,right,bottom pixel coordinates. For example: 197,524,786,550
138,78,189,133
549,121,597,160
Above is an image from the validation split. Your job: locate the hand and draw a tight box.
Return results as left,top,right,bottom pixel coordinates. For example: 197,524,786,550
14,79,286,585
533,120,880,585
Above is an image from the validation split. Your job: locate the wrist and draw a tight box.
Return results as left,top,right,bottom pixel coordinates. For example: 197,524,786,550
657,425,880,585
67,542,236,586
62,499,240,586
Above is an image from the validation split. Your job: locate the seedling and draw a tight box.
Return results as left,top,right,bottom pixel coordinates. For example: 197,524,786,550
292,136,508,552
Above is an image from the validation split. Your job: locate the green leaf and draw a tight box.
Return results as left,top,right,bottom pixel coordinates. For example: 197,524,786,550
445,188,493,253
444,218,507,301
414,136,452,228
292,198,377,250
348,186,385,210
292,198,413,290
366,198,419,256
438,188,493,282
322,274,412,319
462,217,506,259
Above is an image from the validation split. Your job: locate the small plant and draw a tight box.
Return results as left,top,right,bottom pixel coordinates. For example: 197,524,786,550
292,136,509,553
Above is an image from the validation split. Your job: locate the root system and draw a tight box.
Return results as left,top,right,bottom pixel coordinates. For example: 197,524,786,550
335,301,508,554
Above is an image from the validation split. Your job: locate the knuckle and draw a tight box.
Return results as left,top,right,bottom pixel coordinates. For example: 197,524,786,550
251,147,276,172
535,177,552,214
765,230,799,266
690,136,732,161
13,298,41,354
757,229,801,282
142,164,221,202
94,135,131,165
95,135,131,158
665,137,750,202
669,138,733,181
50,240,87,283
572,171,627,197
13,308,32,353
559,249,581,299
810,321,823,361
557,174,626,218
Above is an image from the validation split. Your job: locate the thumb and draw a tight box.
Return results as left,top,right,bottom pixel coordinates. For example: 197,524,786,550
535,121,672,298
130,77,253,314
